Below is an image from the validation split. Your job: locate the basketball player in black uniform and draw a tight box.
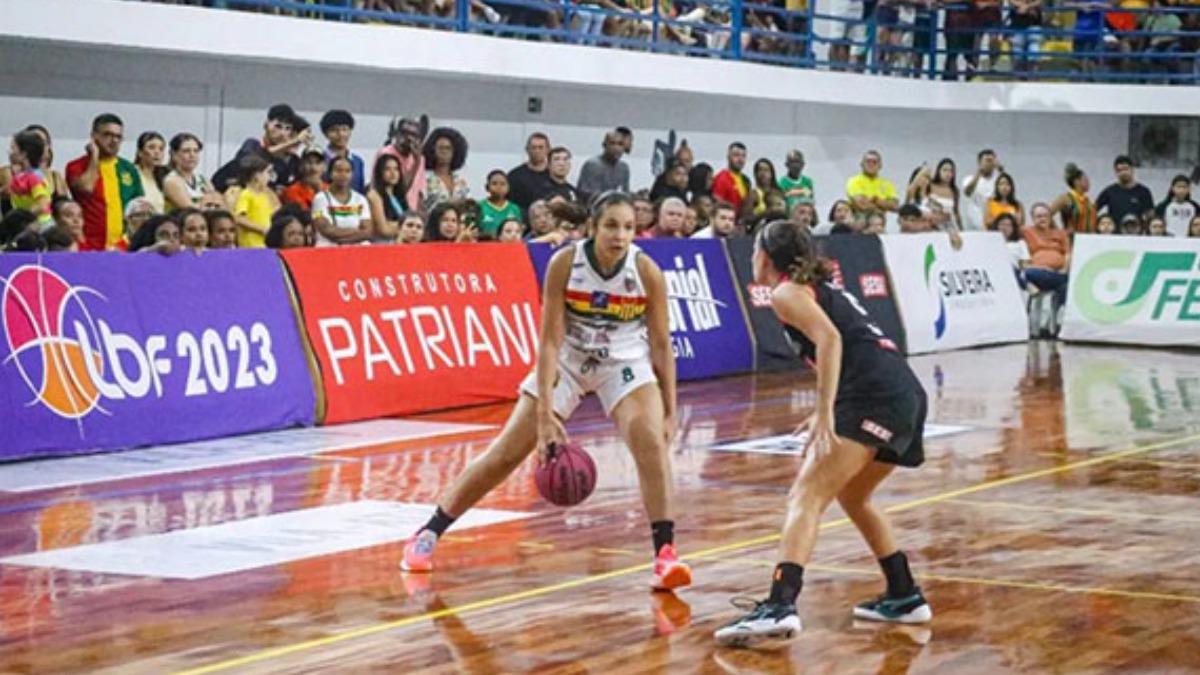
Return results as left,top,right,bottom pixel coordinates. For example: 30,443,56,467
715,220,931,648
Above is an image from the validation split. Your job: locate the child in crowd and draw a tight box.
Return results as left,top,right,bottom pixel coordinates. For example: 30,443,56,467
479,170,523,238
233,155,279,248
8,130,53,228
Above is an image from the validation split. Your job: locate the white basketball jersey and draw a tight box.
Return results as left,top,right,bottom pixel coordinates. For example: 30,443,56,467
561,240,650,361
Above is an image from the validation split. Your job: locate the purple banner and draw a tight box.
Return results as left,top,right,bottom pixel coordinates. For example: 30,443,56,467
527,240,755,381
0,251,316,462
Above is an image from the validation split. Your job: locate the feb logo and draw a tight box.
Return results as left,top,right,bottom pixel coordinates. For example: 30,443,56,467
1,265,106,421
1074,250,1200,325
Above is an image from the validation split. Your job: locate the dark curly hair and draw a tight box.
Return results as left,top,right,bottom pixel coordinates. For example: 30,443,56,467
422,127,469,173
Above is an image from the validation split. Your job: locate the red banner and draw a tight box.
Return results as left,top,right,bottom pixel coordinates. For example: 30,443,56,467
282,244,542,424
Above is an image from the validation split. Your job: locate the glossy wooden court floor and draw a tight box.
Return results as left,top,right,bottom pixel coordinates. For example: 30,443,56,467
2,342,1199,674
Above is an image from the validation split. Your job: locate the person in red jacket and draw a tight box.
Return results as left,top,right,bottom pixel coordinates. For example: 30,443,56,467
712,142,750,211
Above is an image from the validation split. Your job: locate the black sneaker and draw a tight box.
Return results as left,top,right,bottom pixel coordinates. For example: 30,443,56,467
853,589,933,624
714,598,801,649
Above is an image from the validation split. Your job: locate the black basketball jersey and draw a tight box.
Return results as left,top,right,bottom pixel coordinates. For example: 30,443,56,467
782,281,905,397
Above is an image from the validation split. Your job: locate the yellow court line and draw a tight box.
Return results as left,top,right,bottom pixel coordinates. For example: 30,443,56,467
946,498,1200,526
171,431,1200,675
714,558,1200,605
594,548,640,557
881,433,1200,516
1116,457,1200,470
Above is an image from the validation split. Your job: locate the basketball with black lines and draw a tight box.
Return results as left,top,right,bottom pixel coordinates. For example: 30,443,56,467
534,442,597,507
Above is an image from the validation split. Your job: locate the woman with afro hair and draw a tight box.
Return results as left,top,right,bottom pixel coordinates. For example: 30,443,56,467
422,127,470,212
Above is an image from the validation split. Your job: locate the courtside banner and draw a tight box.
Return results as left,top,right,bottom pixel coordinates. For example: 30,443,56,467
881,233,1027,354
527,240,754,380
727,237,803,371
283,244,542,424
0,251,315,462
818,235,907,354
1061,235,1200,347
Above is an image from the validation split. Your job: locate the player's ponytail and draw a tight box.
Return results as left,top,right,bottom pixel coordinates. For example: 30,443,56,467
758,220,832,285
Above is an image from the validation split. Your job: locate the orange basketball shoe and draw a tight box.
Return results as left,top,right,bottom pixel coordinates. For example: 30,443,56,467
400,530,438,573
652,544,692,591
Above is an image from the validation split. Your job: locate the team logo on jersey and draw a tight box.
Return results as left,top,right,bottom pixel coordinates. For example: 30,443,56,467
861,419,894,442
565,290,646,322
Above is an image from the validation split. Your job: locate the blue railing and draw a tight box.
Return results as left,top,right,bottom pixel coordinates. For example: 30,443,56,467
137,0,1199,84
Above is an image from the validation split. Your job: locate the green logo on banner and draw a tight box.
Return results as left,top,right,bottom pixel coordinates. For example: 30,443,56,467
1075,250,1200,324
923,245,947,339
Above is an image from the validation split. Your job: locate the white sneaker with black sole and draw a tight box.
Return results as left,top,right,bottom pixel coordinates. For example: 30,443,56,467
714,599,801,649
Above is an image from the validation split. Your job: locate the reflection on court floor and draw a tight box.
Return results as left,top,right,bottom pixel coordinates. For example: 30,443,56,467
0,343,1197,674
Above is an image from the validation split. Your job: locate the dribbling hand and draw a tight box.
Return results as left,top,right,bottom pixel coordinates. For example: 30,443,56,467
536,415,568,466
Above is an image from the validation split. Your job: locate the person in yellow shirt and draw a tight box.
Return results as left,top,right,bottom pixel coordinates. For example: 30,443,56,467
986,173,1025,229
846,150,899,220
233,155,279,248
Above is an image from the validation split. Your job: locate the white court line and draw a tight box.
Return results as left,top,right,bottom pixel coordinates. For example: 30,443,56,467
707,423,972,455
0,420,494,494
0,500,533,580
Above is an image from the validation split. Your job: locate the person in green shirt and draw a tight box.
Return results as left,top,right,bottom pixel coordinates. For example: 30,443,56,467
778,149,815,216
478,170,523,237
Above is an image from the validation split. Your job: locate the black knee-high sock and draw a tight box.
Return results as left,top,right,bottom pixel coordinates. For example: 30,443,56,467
651,520,675,554
421,507,457,537
768,562,804,606
879,550,916,597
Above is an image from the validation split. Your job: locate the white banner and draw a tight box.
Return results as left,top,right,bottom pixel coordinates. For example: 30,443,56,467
1061,235,1200,347
881,233,1028,354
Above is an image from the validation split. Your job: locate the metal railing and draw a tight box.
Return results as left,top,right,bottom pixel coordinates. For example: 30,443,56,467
136,0,1200,84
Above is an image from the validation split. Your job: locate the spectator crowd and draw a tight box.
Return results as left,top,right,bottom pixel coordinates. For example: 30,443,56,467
3,104,1198,341
4,106,1198,259
0,103,1195,336
145,0,1200,82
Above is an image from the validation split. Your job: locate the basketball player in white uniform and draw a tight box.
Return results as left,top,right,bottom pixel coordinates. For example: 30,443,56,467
402,192,692,592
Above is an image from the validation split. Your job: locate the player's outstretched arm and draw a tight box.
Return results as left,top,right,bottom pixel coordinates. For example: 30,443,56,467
534,249,573,460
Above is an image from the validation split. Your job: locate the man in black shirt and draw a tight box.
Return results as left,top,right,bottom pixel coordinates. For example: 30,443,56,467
212,103,307,193
506,132,555,212
1096,155,1154,225
544,147,580,204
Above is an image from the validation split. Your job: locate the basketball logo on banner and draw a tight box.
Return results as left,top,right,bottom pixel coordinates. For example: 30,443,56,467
0,252,314,461
1,264,106,424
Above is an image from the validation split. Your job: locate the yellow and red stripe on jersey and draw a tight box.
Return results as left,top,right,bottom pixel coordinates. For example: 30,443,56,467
564,289,647,322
